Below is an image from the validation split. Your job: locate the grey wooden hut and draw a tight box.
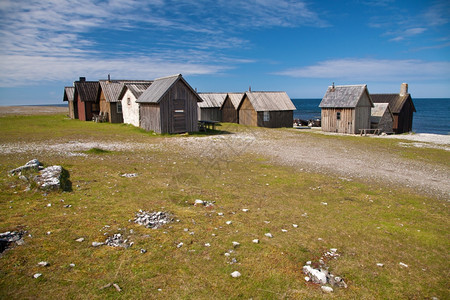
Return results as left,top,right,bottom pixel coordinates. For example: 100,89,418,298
371,103,394,133
319,84,373,134
237,91,296,128
136,74,202,134
63,86,77,119
220,93,244,123
371,83,415,134
197,93,227,121
73,77,100,121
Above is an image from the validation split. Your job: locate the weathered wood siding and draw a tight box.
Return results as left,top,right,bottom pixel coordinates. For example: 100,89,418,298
76,94,87,121
140,80,198,134
221,96,238,123
238,96,257,126
199,108,221,122
109,103,123,123
99,90,111,121
122,90,140,127
257,111,293,128
321,108,354,133
68,101,76,119
395,98,414,133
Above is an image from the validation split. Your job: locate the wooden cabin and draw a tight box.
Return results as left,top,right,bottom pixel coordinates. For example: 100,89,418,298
63,86,77,119
371,83,416,134
118,82,153,127
100,79,152,123
220,93,244,123
136,74,202,134
237,91,296,128
74,77,100,121
371,103,394,133
319,84,373,134
197,93,227,121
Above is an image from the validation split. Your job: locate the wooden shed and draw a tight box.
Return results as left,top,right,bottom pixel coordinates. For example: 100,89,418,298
237,91,296,128
63,86,77,119
118,82,153,127
74,77,100,121
371,103,394,133
319,84,373,134
197,93,227,121
136,74,202,134
371,83,416,134
220,93,244,123
100,79,152,123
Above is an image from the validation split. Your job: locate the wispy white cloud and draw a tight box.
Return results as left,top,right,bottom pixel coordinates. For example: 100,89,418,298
275,58,450,82
389,27,427,42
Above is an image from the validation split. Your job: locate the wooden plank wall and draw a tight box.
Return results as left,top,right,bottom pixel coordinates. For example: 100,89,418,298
396,100,414,133
221,97,238,123
77,95,87,121
140,104,161,133
200,108,221,122
238,96,257,126
354,106,371,133
68,101,75,119
321,108,354,133
257,111,293,128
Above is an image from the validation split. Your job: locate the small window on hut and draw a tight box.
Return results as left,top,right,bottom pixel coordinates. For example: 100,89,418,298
264,111,270,122
127,96,131,105
337,112,341,120
117,102,122,114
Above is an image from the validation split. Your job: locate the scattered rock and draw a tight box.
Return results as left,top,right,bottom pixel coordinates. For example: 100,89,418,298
33,273,42,279
265,233,273,238
112,283,122,292
231,271,241,278
34,166,70,191
304,276,310,282
194,199,215,207
217,212,224,216
242,209,249,212
121,173,138,178
252,239,259,244
321,286,333,293
224,252,231,257
232,241,240,248
399,262,408,268
37,261,49,267
105,233,132,248
69,263,75,267
205,243,211,247
303,249,348,289
321,202,328,206
9,159,42,175
177,242,183,248
292,224,299,228
226,221,232,225
92,242,104,247
376,263,384,267
134,210,173,229
0,231,25,253
75,238,85,242
281,229,287,232
303,265,327,284
140,249,147,254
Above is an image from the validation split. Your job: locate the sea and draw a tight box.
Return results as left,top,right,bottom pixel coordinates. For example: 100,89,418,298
292,98,450,135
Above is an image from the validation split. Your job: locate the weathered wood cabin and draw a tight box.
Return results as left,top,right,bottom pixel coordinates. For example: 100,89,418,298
220,93,244,123
371,103,394,133
63,86,77,119
74,77,100,121
119,82,153,127
237,91,296,128
136,74,202,134
197,93,227,121
371,83,415,134
319,84,373,134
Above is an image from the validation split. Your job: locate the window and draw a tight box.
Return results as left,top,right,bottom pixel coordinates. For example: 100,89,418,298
337,112,341,120
117,102,122,114
264,111,270,122
127,96,131,105
174,109,184,113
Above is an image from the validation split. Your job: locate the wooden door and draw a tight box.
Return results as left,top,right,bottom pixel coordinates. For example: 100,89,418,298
173,99,186,133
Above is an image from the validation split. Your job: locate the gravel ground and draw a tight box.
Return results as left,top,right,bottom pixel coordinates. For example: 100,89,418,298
0,106,67,116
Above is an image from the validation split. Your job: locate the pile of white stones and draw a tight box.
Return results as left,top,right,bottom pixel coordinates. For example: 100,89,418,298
105,233,133,248
133,210,173,229
0,231,25,253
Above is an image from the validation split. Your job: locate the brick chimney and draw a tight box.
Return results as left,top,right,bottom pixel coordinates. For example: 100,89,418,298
79,77,86,82
400,83,408,96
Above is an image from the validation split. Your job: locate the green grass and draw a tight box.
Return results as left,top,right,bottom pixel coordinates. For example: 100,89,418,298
0,115,449,299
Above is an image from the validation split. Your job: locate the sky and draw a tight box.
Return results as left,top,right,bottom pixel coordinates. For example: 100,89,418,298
0,0,449,105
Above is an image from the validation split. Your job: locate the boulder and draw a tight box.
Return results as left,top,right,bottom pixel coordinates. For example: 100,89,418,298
34,166,70,191
9,159,42,175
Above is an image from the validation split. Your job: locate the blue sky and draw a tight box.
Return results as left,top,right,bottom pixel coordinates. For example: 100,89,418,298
0,0,449,105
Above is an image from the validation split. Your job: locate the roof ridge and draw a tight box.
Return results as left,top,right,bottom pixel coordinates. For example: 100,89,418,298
154,73,181,81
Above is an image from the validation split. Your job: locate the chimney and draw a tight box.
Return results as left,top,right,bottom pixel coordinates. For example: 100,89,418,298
249,85,251,92
331,82,335,91
79,77,86,82
400,83,408,96
107,74,111,82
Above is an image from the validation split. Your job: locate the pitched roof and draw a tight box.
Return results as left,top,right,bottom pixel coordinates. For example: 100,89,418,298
371,103,393,124
74,81,100,102
222,93,244,109
101,80,153,102
371,93,416,113
319,85,373,108
198,93,227,108
239,91,296,112
136,74,202,104
63,86,74,102
117,82,153,101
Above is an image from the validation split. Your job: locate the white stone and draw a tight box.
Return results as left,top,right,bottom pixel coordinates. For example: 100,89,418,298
242,209,249,212
232,241,240,247
204,243,211,247
92,242,104,247
194,199,204,206
226,221,232,225
303,265,327,285
281,229,287,232
265,233,273,238
231,271,241,278
304,276,310,282
47,203,51,207
252,239,259,244
399,262,408,268
75,238,84,242
376,263,384,267
321,202,328,206
69,263,75,267
292,224,298,228
330,248,337,253
177,242,183,248
321,286,333,293
38,261,49,267
224,252,231,257
217,212,224,216
46,231,51,235
33,273,42,279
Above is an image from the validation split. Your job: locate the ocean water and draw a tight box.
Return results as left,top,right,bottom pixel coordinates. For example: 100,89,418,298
292,98,450,135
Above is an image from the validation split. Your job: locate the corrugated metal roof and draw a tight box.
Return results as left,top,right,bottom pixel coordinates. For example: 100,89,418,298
136,74,202,103
371,93,415,114
319,85,372,108
243,91,296,111
100,80,153,102
74,81,100,102
198,93,227,108
63,86,74,102
226,93,244,109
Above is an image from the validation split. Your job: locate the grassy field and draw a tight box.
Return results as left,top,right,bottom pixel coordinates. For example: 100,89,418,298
0,114,449,299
